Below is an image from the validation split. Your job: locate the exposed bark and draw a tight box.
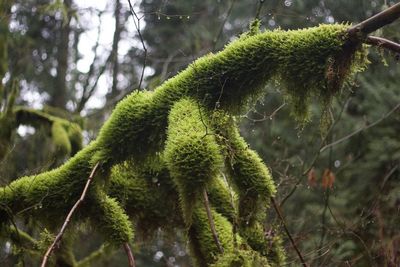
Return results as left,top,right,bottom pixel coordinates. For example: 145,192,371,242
348,2,400,39
366,36,400,54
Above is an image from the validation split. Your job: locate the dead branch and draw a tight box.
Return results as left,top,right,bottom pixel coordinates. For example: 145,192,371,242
123,242,136,267
127,0,148,90
365,36,400,54
320,102,400,153
203,189,224,254
271,197,308,267
40,162,100,267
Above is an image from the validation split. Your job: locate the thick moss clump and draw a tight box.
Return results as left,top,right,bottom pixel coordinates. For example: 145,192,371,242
165,98,224,223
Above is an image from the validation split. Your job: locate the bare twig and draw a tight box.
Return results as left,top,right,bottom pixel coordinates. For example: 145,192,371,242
127,0,148,90
40,162,100,267
320,102,400,153
271,196,308,267
365,36,400,54
203,189,224,254
348,2,400,38
212,0,236,51
123,242,136,267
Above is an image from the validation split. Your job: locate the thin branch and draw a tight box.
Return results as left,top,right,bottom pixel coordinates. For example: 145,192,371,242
271,197,308,267
348,2,400,37
41,162,100,267
127,0,147,90
365,36,400,54
212,0,236,51
123,242,136,267
203,189,224,254
320,102,400,153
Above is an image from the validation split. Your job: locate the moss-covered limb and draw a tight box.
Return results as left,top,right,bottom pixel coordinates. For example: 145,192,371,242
164,98,224,224
15,106,83,155
207,175,237,223
86,190,133,245
1,225,39,251
187,205,236,267
212,115,276,227
0,142,98,225
108,162,183,235
93,24,365,169
188,204,271,267
0,105,83,161
238,223,286,267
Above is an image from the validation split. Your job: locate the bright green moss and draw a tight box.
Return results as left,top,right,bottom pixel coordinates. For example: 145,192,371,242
87,191,133,245
238,222,286,266
108,161,183,236
212,113,276,226
188,206,237,266
210,249,270,267
207,176,237,223
165,98,224,223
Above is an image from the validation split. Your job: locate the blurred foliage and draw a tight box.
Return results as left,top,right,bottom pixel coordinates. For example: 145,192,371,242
0,0,399,266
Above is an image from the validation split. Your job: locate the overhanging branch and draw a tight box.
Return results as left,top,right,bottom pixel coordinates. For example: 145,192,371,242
348,2,400,37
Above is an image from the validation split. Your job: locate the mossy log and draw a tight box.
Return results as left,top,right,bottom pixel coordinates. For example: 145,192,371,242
0,24,367,266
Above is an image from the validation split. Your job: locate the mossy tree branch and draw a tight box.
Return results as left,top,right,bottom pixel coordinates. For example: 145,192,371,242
1,21,378,266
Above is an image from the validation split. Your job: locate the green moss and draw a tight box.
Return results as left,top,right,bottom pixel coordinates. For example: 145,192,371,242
51,121,72,156
188,206,237,266
15,107,83,156
87,191,133,245
207,176,237,223
165,98,224,223
212,114,276,226
108,161,182,236
239,223,286,266
210,249,270,267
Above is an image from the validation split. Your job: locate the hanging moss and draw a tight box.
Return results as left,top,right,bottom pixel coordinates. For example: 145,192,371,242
211,112,276,227
165,98,224,223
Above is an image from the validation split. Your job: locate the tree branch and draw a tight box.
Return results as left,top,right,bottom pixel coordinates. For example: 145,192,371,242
271,197,308,267
348,2,400,37
123,242,136,267
365,36,400,54
203,189,224,254
40,162,100,267
127,0,147,90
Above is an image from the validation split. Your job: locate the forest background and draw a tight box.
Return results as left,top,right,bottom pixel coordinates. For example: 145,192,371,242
0,0,399,266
